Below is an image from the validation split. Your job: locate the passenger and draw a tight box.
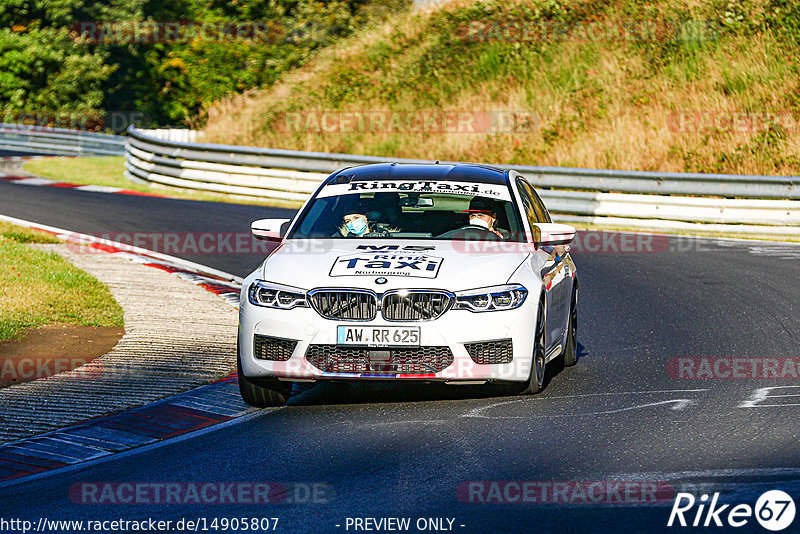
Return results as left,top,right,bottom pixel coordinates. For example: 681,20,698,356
340,212,371,237
337,207,392,238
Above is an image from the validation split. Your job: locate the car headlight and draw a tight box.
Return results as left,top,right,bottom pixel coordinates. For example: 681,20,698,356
454,284,528,312
248,280,308,309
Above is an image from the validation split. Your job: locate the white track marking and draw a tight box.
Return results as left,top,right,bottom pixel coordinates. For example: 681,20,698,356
738,386,800,408
462,389,708,419
460,389,708,418
714,240,800,259
0,213,243,284
12,177,57,186
465,399,696,419
618,467,800,481
74,184,124,193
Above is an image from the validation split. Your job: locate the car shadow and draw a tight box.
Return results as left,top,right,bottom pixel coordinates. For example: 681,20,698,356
577,340,588,360
286,380,496,406
285,339,590,407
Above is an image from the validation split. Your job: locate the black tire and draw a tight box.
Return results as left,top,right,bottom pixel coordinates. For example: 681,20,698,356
561,284,578,367
517,293,547,395
237,345,290,407
492,294,546,397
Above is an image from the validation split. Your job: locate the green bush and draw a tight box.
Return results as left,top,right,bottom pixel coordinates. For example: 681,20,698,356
0,0,410,128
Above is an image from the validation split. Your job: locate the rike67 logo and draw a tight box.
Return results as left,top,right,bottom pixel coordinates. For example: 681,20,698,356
668,490,796,531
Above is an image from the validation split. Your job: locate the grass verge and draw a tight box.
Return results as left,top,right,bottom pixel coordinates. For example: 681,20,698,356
0,222,124,342
201,0,800,176
22,157,302,208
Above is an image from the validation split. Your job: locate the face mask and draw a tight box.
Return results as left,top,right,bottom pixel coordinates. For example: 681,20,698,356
346,217,368,236
469,216,492,230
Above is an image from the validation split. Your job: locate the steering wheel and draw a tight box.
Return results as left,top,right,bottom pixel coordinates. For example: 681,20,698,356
437,225,502,240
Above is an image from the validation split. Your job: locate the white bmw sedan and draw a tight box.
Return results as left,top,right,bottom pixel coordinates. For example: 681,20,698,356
238,163,578,406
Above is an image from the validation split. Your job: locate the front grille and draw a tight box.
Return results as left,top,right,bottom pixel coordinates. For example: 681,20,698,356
381,291,453,321
305,345,454,374
254,335,298,361
464,339,513,364
309,290,377,321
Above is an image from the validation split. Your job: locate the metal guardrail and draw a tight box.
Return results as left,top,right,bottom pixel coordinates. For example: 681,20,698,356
2,123,797,234
0,124,125,156
124,127,800,198
124,126,800,234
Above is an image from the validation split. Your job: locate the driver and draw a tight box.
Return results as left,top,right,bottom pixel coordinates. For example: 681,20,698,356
462,196,505,239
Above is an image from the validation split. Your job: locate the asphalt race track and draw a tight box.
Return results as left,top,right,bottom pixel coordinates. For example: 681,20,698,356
2,181,800,533
0,182,292,276
0,150,40,157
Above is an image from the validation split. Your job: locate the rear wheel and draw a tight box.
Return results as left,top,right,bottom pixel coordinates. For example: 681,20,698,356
237,344,290,407
561,284,578,367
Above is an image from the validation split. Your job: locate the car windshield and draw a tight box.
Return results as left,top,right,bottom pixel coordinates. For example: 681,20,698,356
289,178,524,241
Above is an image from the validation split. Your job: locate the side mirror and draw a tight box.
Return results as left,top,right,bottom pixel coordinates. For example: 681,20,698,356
251,218,291,241
531,223,576,246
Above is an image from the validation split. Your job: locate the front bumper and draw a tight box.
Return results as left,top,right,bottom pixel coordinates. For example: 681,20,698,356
238,295,538,383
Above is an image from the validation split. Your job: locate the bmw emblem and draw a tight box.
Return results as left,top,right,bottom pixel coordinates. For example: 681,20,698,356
375,277,388,285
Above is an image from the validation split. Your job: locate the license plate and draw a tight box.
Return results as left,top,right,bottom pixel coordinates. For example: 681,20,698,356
336,325,420,347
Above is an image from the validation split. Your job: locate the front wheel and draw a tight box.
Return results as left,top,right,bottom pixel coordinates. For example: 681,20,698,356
237,345,290,407
517,294,547,395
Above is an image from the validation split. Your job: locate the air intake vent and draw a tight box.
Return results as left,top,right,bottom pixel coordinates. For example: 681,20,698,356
464,339,513,364
305,345,454,374
253,335,298,361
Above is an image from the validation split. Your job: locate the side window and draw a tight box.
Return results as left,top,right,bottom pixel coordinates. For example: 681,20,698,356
529,186,552,223
517,179,551,223
516,179,539,230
